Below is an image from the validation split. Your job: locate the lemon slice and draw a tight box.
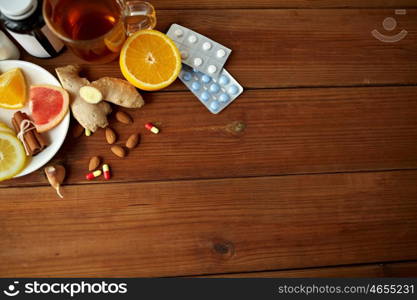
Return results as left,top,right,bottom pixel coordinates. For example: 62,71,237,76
0,68,27,109
0,121,15,135
119,30,181,91
0,132,27,181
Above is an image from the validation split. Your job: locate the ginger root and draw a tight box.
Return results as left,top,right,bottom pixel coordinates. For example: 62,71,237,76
55,65,112,132
79,86,103,104
89,77,144,108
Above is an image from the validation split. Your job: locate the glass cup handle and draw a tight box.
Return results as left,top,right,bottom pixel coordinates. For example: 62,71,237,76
122,1,157,35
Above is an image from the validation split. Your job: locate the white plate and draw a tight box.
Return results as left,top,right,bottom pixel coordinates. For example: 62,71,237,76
0,60,70,178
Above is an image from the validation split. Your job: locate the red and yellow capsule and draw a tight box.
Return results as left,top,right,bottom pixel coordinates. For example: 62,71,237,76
103,164,111,180
145,122,159,134
86,170,102,180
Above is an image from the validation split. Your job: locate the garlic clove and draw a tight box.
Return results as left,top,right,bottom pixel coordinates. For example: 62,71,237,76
44,165,66,199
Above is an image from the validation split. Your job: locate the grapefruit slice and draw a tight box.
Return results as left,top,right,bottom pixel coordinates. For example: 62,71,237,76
29,85,69,133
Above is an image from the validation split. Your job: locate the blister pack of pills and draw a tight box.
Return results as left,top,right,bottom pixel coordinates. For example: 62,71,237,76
179,64,243,114
167,24,231,78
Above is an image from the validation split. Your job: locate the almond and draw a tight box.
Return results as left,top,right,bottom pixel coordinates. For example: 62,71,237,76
126,133,140,149
111,145,126,158
72,123,84,138
105,127,117,144
115,111,133,124
88,156,101,171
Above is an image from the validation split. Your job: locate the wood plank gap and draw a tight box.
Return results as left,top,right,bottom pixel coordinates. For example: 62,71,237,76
3,167,417,190
190,260,417,278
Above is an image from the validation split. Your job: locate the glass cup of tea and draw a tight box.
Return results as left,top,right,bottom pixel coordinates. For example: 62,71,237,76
43,0,157,63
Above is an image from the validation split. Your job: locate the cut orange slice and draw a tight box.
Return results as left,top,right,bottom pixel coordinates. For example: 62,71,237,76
119,30,181,91
0,68,27,109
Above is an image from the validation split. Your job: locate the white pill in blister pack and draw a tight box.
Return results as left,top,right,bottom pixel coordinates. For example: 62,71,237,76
179,64,243,114
167,24,232,78
202,42,212,51
188,35,198,43
217,49,226,58
174,29,183,37
207,65,217,74
194,57,203,66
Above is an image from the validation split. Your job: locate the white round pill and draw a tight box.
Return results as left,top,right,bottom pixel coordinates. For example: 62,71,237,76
174,29,183,37
194,58,203,66
181,51,189,59
202,42,212,51
188,35,197,43
207,65,217,74
217,49,226,58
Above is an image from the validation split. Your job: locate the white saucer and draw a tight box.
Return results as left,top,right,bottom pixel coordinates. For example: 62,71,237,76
0,60,70,178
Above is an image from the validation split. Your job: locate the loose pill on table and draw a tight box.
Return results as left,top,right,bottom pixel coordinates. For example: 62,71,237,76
86,170,102,180
188,35,197,43
191,82,201,91
217,49,226,58
207,65,217,74
202,42,212,51
194,57,203,66
219,93,230,102
174,29,183,37
201,91,210,102
145,123,159,134
182,72,192,81
85,128,92,136
218,75,230,85
201,74,211,83
210,101,220,111
209,83,220,93
103,164,111,180
228,85,239,95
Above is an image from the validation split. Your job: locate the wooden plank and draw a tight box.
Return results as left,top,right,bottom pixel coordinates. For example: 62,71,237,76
152,1,417,9
22,9,417,89
3,86,417,187
1,170,417,277
201,262,417,277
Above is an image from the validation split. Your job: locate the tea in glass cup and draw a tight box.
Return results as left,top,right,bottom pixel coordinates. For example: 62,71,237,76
43,0,156,63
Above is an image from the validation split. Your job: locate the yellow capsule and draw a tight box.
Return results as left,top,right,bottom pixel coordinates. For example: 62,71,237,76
85,128,92,136
93,170,102,177
86,170,102,180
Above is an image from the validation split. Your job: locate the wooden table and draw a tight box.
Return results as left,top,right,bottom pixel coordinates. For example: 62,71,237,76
1,0,417,277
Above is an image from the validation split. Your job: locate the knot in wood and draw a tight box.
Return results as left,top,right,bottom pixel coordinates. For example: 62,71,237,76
212,239,235,258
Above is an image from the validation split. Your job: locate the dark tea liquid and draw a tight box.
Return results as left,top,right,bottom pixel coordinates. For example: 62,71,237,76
49,0,125,62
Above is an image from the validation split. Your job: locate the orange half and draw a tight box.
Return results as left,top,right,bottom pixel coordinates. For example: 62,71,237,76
119,30,181,91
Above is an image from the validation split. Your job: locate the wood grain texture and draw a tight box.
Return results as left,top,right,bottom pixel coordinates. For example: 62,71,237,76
152,0,417,9
201,262,417,277
22,9,417,90
3,86,417,187
1,170,416,277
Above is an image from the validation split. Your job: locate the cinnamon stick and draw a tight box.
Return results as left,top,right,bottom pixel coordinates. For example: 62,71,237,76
12,111,48,156
22,112,48,150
